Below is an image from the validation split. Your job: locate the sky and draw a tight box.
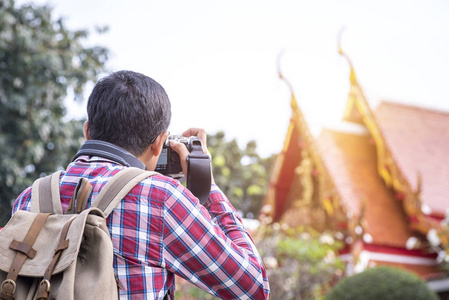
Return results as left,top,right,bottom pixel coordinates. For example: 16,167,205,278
16,0,449,157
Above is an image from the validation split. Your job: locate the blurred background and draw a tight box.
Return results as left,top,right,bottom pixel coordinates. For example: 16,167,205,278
1,1,449,299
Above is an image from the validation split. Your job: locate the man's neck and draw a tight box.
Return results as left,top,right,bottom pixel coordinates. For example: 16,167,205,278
72,140,146,170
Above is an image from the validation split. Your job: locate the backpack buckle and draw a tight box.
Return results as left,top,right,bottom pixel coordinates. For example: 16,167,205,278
36,279,51,300
1,279,16,295
39,279,50,293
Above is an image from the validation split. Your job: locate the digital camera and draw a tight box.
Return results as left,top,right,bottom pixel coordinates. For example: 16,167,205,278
155,135,202,177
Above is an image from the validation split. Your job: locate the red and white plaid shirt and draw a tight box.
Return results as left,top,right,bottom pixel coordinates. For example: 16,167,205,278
13,152,270,299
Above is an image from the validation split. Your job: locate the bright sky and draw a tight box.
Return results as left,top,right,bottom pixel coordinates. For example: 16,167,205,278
17,0,449,157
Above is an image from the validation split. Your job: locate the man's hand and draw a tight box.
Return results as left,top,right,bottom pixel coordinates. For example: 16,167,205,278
170,128,214,183
181,128,209,155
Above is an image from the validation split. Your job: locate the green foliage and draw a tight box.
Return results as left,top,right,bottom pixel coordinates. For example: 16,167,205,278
0,0,108,225
326,266,439,300
208,131,276,218
255,224,345,300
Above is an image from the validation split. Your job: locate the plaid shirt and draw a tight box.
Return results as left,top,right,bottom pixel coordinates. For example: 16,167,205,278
12,148,270,299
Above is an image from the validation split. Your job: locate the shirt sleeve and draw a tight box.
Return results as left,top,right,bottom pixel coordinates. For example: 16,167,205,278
12,186,32,214
161,180,270,299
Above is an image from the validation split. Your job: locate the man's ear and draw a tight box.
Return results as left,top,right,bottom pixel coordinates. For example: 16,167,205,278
151,131,169,156
83,121,91,140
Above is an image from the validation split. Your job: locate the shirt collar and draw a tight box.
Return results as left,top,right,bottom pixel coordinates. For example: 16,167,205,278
72,140,146,170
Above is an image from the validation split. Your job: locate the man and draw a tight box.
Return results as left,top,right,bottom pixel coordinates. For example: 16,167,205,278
13,70,270,299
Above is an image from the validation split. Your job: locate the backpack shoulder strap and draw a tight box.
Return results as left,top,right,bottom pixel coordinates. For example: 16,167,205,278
65,177,93,214
30,171,63,214
91,167,158,218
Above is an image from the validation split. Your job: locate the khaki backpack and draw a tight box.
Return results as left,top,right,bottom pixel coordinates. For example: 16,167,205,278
0,167,155,300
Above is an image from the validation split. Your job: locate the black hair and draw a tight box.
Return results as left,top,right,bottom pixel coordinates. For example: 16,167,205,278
87,70,171,156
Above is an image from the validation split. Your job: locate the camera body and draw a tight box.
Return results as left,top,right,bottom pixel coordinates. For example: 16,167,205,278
156,134,211,204
156,135,198,177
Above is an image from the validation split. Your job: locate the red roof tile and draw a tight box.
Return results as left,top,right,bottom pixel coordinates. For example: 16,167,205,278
374,102,449,216
317,129,413,247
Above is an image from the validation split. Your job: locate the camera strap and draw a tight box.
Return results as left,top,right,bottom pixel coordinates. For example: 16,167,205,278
186,139,211,205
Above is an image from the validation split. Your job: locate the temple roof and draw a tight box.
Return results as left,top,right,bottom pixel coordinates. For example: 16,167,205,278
317,128,414,248
374,101,449,217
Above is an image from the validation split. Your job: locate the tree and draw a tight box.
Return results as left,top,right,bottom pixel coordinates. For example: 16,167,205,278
0,0,108,225
325,266,438,300
207,131,276,218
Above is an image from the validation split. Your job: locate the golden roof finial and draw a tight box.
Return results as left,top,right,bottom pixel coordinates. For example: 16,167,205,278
338,27,358,86
277,49,299,113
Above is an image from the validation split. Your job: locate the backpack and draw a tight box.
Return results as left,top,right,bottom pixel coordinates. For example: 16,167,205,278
0,167,154,300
